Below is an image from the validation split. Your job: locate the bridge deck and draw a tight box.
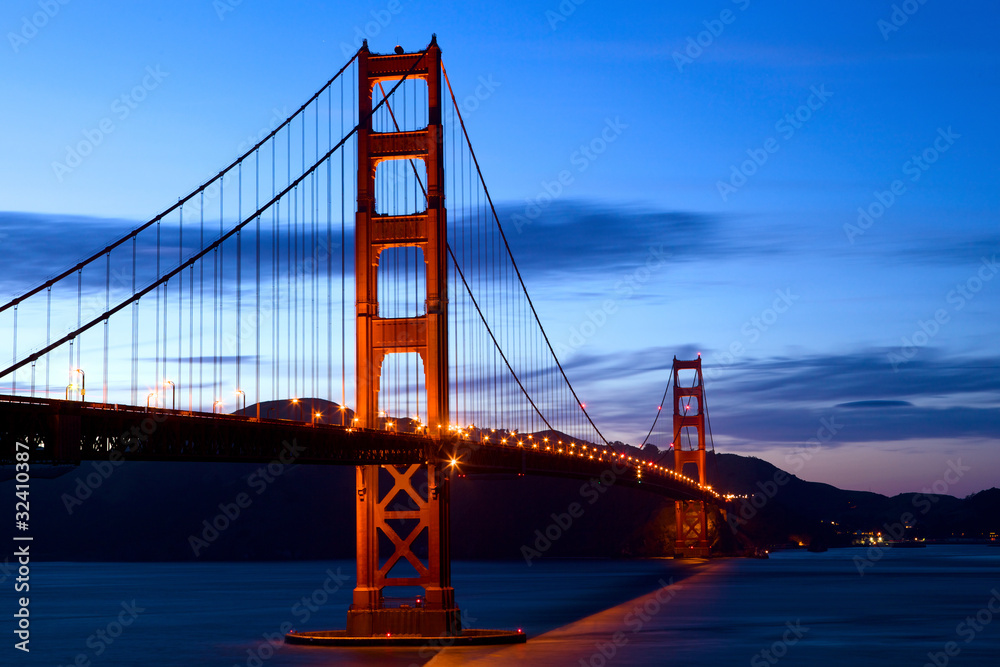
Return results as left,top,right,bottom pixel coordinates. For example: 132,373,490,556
0,395,713,501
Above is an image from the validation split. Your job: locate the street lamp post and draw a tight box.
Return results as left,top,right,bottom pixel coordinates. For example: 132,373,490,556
236,389,245,415
66,384,74,400
146,392,156,412
213,400,223,415
164,380,175,411
74,368,85,402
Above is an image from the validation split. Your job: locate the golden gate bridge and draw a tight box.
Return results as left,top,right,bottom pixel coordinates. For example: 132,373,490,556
0,37,725,645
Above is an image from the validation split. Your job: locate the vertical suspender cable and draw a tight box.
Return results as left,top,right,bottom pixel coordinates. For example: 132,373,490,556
104,252,110,403
199,192,204,411
256,149,261,415
237,162,242,398
10,305,16,394
76,269,82,374
178,206,184,403
45,287,51,396
341,68,346,414
219,180,224,405
327,88,333,403
155,220,161,391
188,239,194,411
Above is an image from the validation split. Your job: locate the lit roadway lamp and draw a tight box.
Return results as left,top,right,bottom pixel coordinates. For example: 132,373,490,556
146,392,157,412
65,383,75,400
312,411,322,425
74,368,85,402
291,398,302,421
338,404,346,426
163,380,175,410
235,388,245,415
213,400,223,414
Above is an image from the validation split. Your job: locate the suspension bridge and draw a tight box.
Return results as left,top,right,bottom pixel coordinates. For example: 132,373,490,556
0,37,727,644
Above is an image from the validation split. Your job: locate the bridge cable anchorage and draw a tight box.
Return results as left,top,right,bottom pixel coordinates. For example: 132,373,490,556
0,53,425,382
0,50,362,316
441,60,608,446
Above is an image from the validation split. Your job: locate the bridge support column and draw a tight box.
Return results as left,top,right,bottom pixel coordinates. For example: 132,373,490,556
346,461,459,637
672,357,711,558
347,36,460,638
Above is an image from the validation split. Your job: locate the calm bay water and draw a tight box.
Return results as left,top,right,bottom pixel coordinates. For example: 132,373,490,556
9,546,999,666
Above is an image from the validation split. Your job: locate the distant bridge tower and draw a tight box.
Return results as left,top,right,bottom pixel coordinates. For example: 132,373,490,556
349,37,460,637
672,356,711,557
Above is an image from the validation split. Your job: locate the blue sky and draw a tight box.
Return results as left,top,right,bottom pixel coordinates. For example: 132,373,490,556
1,0,998,495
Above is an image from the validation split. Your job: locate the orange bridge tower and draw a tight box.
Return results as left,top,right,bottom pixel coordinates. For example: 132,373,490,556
348,36,458,637
672,356,711,558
